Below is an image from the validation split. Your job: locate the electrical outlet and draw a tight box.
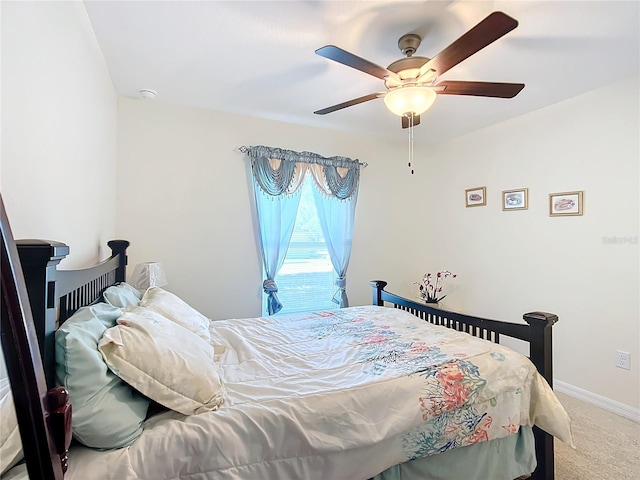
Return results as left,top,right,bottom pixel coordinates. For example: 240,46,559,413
616,350,630,370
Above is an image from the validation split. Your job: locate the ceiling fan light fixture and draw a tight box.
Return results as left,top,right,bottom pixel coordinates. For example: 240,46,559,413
384,86,436,117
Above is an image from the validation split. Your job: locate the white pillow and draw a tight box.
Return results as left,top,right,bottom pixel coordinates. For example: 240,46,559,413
98,307,224,415
0,378,22,475
139,287,210,342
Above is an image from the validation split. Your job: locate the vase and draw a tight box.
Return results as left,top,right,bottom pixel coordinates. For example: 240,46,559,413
424,301,440,308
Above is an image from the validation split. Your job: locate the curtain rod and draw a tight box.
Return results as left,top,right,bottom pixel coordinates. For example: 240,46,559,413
238,145,368,168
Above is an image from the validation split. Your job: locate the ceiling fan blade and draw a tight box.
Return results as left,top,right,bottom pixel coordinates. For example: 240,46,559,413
316,45,400,81
314,92,385,115
420,11,518,77
435,81,524,98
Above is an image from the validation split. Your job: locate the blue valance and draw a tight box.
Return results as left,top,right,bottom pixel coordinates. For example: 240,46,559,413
242,145,362,200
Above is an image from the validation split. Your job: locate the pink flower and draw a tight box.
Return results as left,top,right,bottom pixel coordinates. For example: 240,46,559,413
415,270,458,303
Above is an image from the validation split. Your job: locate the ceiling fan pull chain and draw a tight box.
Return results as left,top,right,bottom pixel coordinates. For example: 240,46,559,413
408,113,415,175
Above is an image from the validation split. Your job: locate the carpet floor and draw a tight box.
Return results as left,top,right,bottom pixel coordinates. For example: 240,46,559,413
554,392,639,479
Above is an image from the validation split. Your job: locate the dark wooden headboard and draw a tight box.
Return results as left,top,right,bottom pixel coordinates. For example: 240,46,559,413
15,239,130,389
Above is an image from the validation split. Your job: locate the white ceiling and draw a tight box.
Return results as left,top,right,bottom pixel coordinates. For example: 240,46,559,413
84,0,639,146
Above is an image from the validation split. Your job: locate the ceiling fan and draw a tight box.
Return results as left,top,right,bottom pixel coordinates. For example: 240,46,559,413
314,11,524,129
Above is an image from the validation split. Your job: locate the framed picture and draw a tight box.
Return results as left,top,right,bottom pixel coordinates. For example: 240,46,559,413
465,186,486,207
549,190,583,216
502,188,528,211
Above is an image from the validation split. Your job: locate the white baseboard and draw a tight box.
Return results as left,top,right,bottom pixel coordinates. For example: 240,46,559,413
555,380,640,423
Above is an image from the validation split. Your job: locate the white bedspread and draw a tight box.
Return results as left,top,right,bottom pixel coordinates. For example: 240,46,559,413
66,305,572,480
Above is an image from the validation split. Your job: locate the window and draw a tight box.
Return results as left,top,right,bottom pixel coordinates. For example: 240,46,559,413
273,179,336,314
246,145,360,316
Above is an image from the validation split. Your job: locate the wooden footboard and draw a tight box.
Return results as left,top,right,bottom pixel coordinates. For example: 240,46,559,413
370,280,558,480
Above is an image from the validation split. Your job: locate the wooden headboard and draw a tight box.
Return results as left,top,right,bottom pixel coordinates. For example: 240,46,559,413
16,239,130,389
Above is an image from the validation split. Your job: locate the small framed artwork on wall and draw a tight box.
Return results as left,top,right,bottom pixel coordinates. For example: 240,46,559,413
502,188,528,211
465,187,486,207
549,190,583,216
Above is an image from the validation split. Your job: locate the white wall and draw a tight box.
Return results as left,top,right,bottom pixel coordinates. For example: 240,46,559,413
0,1,117,267
408,75,639,410
116,97,417,320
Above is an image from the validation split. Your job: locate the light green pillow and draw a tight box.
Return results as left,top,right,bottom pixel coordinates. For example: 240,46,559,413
55,303,150,449
102,282,142,308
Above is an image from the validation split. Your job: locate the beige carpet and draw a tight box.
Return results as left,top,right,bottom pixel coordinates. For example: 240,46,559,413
554,392,640,479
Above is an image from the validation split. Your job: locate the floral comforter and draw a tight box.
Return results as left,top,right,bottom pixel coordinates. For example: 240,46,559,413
66,305,572,480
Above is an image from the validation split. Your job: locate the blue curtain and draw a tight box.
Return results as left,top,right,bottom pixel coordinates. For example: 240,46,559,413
253,185,301,315
246,145,361,314
312,182,358,307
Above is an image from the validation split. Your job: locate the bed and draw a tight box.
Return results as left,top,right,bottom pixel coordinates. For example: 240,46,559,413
1,234,572,480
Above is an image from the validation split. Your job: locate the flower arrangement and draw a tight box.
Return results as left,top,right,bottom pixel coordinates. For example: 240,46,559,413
416,270,457,303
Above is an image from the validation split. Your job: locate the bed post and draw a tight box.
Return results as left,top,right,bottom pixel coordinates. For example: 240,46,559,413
1,196,69,480
370,280,387,306
107,239,130,283
16,240,70,388
523,311,558,480
523,311,557,387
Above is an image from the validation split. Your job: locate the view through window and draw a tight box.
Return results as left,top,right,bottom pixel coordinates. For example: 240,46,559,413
274,179,336,314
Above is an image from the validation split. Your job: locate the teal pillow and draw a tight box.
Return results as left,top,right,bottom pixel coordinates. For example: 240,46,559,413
55,303,150,449
102,283,142,308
